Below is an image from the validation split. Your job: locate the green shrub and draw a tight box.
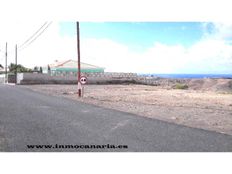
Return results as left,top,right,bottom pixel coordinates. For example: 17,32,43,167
174,83,188,89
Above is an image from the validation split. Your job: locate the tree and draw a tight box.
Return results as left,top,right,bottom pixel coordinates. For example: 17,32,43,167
48,65,51,75
33,66,39,71
8,63,32,73
0,64,4,74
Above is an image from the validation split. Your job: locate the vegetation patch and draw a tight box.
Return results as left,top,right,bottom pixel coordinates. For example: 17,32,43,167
174,83,189,90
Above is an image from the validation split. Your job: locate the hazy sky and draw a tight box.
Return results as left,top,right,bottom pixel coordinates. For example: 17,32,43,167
1,22,232,74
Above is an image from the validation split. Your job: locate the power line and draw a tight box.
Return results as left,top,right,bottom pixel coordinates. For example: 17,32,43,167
19,22,52,51
2,22,52,55
18,22,49,49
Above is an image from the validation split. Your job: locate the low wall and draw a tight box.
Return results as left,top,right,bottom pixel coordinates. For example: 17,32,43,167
18,73,190,86
18,73,140,85
0,74,5,84
135,77,189,86
84,72,138,78
19,73,77,84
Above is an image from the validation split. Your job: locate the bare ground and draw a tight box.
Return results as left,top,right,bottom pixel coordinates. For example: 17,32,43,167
22,84,232,135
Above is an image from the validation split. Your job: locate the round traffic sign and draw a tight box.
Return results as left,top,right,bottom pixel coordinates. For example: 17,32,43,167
80,76,87,84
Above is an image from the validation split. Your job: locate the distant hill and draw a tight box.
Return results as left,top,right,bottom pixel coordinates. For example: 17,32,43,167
187,79,232,93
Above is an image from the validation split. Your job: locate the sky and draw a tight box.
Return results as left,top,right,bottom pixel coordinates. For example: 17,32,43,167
0,22,232,74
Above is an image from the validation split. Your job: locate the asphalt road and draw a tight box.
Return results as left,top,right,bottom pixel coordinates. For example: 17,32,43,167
0,84,232,152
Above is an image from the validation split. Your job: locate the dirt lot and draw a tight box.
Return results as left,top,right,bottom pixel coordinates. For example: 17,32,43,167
22,84,232,135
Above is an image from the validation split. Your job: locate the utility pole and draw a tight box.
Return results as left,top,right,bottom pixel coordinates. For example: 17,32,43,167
77,22,81,97
15,44,17,84
5,42,7,83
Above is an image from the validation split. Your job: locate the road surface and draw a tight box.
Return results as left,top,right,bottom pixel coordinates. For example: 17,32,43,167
0,84,232,152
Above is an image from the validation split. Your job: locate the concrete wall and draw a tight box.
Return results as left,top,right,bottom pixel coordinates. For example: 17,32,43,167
0,74,5,84
17,73,189,86
135,77,188,87
84,72,137,78
18,73,139,85
19,73,77,84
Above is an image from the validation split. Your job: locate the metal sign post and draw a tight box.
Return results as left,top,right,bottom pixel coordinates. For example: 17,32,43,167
80,76,87,97
77,82,82,96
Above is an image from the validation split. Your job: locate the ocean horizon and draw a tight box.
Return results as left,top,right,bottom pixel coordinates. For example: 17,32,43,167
138,73,232,79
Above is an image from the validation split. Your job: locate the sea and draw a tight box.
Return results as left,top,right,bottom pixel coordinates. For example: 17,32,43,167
138,74,232,79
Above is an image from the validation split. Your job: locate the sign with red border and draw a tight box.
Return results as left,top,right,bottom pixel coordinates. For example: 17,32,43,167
80,76,87,84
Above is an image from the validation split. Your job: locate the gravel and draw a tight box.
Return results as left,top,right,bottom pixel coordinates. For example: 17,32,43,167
22,84,232,135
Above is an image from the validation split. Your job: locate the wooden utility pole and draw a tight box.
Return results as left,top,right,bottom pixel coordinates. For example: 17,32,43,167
77,22,81,97
5,42,7,83
15,44,17,84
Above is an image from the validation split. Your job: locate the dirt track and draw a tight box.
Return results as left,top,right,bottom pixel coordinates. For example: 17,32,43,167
22,84,232,135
